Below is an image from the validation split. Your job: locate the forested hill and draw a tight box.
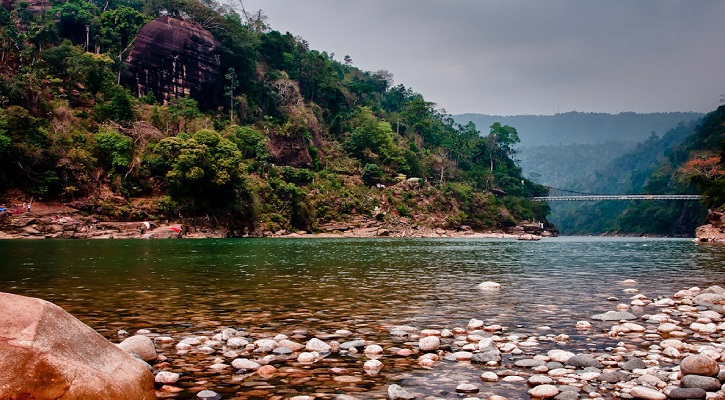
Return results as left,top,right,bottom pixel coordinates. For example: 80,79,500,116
0,0,551,236
550,106,725,236
454,112,703,146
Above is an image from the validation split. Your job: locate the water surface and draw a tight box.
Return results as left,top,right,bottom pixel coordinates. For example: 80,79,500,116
2,237,724,398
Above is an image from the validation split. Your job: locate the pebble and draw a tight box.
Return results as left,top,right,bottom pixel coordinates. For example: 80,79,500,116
629,386,665,399
478,281,501,290
155,371,180,384
528,384,560,398
197,390,221,400
387,384,415,400
679,355,719,377
456,383,479,393
419,336,440,351
363,359,383,375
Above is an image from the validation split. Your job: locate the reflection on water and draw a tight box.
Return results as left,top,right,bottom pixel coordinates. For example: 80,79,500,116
1,237,725,398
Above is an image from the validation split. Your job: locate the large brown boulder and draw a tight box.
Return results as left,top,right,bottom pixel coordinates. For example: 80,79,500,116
125,16,221,107
0,291,155,399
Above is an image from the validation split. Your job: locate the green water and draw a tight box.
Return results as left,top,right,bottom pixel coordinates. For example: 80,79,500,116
1,237,725,398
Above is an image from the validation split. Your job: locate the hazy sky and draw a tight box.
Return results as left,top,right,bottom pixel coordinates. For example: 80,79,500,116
239,1,725,116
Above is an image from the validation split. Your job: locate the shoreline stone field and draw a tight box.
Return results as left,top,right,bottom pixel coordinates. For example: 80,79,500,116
104,282,725,399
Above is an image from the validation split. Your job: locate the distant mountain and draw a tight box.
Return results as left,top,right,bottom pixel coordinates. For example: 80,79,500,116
453,111,704,147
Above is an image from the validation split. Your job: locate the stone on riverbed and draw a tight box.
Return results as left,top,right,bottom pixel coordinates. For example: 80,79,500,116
231,358,260,370
679,354,719,377
364,359,383,375
419,336,440,351
565,353,603,368
666,387,707,399
155,370,180,384
478,281,501,290
340,340,366,350
591,310,637,321
118,334,157,362
0,291,155,399
305,337,331,352
680,375,721,391
527,384,559,398
387,384,415,400
629,386,666,399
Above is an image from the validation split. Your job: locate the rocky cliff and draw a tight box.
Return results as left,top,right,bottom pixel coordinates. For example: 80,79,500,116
695,209,725,243
125,16,221,107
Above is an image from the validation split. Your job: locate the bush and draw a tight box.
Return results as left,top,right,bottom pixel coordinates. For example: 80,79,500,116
361,163,383,186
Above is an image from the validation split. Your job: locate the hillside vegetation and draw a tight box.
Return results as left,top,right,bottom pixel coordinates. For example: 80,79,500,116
551,107,725,236
0,0,550,235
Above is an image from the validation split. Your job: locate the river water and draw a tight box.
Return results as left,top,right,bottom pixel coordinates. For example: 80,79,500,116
2,237,725,399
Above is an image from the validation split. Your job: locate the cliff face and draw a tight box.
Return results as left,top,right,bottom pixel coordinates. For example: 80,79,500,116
125,16,221,107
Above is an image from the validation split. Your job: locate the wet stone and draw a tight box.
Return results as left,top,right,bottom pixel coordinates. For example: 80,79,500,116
515,358,546,368
591,311,637,321
340,340,365,350
197,390,221,400
566,354,603,368
387,384,415,400
680,375,721,391
666,387,707,399
456,383,479,393
622,357,647,371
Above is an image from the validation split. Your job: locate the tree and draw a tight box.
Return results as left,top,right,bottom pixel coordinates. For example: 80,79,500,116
224,67,238,123
98,7,150,61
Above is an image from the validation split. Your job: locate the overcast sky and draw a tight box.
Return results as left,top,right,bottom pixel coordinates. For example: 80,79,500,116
239,1,725,116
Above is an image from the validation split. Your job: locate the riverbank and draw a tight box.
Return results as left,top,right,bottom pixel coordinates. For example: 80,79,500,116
0,200,556,240
695,209,725,243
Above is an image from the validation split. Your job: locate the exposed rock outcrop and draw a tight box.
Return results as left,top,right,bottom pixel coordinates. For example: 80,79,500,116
125,16,221,107
695,209,725,243
0,291,155,399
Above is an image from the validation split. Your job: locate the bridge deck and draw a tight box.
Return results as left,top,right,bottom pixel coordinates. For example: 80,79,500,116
532,195,702,201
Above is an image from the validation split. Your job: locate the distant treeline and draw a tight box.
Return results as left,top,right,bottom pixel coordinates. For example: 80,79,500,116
454,111,704,147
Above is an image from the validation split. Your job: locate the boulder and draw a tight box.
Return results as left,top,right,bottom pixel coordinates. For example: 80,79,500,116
0,291,155,399
125,16,221,107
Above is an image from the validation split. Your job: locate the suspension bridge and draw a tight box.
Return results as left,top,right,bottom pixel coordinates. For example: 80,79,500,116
531,187,702,202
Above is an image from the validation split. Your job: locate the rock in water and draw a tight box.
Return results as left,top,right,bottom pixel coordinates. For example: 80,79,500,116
478,281,501,290
0,291,155,399
591,310,637,321
125,16,221,107
117,334,157,362
679,354,719,377
629,386,665,400
387,384,415,400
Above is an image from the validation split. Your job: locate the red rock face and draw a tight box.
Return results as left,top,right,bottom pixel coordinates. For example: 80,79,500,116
0,291,155,399
125,16,221,107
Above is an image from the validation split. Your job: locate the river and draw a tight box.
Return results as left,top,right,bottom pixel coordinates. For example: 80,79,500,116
2,237,725,399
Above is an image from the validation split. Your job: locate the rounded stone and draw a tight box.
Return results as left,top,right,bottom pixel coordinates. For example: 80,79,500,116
547,349,575,363
480,371,499,382
478,281,501,290
197,390,221,400
256,365,276,377
680,374,721,391
455,383,479,393
419,336,440,352
305,338,331,352
231,358,260,370
364,344,383,355
527,384,559,398
629,386,665,400
117,335,157,362
680,355,719,377
297,352,317,363
363,359,383,374
387,384,415,400
155,371,180,384
666,387,707,399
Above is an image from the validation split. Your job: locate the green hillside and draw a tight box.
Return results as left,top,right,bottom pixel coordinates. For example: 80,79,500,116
0,0,550,235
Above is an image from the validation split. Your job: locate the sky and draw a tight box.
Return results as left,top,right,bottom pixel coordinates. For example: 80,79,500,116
238,1,725,116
